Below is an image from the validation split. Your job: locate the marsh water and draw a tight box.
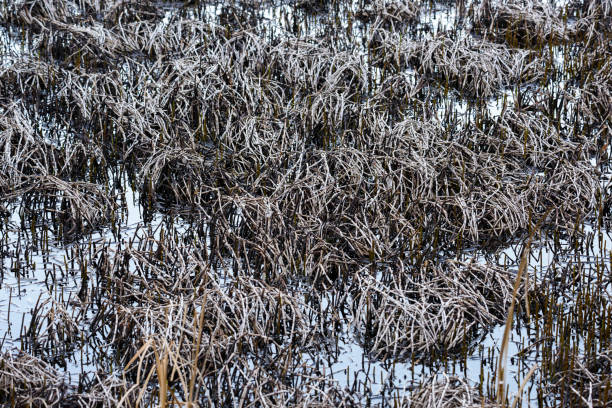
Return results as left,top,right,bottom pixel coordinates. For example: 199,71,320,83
0,0,610,407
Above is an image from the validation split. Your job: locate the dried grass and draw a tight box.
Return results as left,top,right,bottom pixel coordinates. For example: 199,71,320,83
89,228,360,406
371,31,545,97
473,0,571,47
351,260,519,360
546,348,612,408
355,0,421,28
0,352,135,407
409,375,499,408
0,0,609,405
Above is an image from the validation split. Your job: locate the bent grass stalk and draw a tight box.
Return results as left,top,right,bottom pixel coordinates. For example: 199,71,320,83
187,292,208,407
497,207,552,407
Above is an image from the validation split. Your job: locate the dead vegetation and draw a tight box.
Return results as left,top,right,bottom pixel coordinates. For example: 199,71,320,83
409,375,499,408
546,349,612,407
0,352,135,407
0,0,610,406
351,260,520,360
570,0,612,45
355,0,421,28
372,32,547,98
472,0,570,47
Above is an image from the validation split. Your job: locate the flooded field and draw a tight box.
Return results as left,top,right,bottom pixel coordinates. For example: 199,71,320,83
0,0,610,406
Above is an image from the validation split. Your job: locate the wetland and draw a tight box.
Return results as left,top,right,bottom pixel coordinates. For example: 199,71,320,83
0,0,610,406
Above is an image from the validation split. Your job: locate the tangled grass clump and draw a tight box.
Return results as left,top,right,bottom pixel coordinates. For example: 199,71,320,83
472,0,571,48
351,260,519,360
370,31,546,98
408,375,500,408
0,352,135,407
